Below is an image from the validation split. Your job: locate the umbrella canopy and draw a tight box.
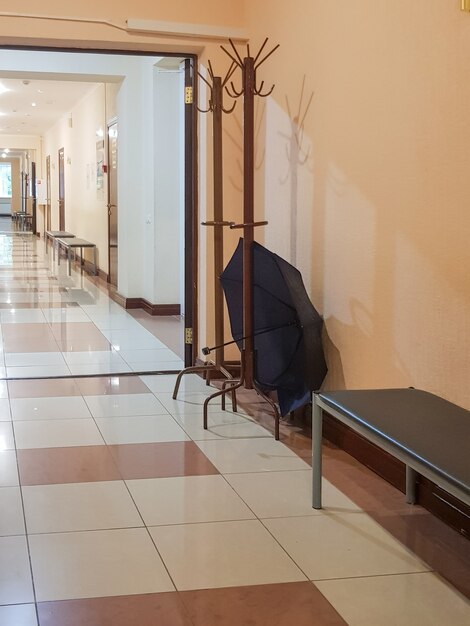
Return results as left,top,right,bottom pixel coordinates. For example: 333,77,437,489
220,238,327,415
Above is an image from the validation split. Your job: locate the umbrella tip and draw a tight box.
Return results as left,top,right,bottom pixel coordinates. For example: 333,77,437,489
202,347,211,356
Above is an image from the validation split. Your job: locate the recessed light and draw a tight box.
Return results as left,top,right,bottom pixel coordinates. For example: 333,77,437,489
4,148,9,153
37,89,44,94
0,83,10,96
31,102,37,107
1,153,6,158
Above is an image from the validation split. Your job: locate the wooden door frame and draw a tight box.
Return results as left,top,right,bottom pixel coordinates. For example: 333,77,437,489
46,155,51,232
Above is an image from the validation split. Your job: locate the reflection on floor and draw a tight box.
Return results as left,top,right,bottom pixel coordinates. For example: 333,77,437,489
0,231,469,625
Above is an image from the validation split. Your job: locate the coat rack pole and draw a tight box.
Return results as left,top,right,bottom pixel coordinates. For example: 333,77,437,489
242,57,255,389
212,77,225,368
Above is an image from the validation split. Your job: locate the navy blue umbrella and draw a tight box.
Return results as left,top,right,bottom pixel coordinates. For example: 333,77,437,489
220,238,327,415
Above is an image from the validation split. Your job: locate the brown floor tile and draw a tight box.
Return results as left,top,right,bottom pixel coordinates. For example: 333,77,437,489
17,445,121,486
49,322,102,339
37,593,193,626
57,339,112,352
8,378,82,398
108,441,219,480
4,340,60,353
2,323,52,339
74,376,151,396
180,582,347,626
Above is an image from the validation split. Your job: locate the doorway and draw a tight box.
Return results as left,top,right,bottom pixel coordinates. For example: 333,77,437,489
107,120,118,286
58,147,65,230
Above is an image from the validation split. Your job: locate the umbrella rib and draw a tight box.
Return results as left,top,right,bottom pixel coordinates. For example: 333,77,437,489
220,277,298,313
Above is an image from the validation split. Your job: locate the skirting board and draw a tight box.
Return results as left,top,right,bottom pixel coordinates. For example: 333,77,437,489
110,292,180,316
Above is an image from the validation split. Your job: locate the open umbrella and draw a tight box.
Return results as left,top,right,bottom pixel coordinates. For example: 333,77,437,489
220,238,327,415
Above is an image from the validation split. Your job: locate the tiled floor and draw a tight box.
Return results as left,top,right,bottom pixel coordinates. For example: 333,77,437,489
0,230,469,624
0,232,184,378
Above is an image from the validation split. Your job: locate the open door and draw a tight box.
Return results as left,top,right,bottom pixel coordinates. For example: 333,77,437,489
107,121,118,286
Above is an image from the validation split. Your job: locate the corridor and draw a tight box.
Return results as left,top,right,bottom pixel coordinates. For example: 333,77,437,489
0,231,469,625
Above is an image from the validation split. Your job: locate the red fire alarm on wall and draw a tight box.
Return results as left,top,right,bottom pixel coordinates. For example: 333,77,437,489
102,164,108,174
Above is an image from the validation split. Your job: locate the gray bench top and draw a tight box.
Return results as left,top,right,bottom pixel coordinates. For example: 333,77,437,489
56,238,96,247
318,388,470,497
46,231,75,238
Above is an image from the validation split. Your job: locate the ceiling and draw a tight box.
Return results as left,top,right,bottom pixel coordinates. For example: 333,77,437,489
0,78,101,137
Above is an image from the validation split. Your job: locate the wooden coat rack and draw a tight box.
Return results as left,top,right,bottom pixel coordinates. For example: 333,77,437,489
201,38,282,439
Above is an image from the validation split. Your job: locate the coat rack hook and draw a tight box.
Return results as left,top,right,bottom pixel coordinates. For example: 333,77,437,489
228,38,244,66
220,45,243,69
222,101,237,114
253,38,269,65
255,43,280,70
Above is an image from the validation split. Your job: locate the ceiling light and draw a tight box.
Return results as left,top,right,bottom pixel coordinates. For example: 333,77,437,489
31,102,37,107
1,153,6,158
0,83,10,96
4,148,9,153
37,89,44,94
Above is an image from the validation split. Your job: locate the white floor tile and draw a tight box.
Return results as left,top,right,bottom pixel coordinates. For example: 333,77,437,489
29,528,174,601
14,419,104,449
0,422,14,449
316,572,470,626
129,361,183,373
263,513,430,580
84,393,167,417
62,350,125,366
0,487,25,536
150,520,306,591
10,396,91,421
95,415,189,444
226,471,362,518
0,604,38,626
155,392,230,417
0,536,34,604
141,373,214,394
0,451,19,487
68,363,133,375
23,481,143,534
0,399,12,421
128,475,255,526
174,411,271,441
196,438,310,474
120,348,180,363
41,309,90,323
0,311,46,324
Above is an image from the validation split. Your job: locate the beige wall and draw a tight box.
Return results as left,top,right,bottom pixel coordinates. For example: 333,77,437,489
245,1,470,409
3,2,469,412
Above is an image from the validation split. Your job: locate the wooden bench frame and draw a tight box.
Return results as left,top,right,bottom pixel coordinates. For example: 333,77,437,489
312,391,470,510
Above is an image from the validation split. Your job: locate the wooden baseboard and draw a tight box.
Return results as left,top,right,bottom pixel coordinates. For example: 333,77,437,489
109,292,180,316
323,412,470,538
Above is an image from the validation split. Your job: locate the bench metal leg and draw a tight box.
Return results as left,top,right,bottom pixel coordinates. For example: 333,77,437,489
68,246,72,276
406,466,417,504
94,246,97,275
312,395,323,509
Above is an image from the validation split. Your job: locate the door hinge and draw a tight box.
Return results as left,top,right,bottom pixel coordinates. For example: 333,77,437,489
185,327,193,344
185,86,193,104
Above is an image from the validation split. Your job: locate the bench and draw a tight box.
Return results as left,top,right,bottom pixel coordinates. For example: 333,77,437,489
45,231,75,260
312,388,470,510
56,237,98,276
